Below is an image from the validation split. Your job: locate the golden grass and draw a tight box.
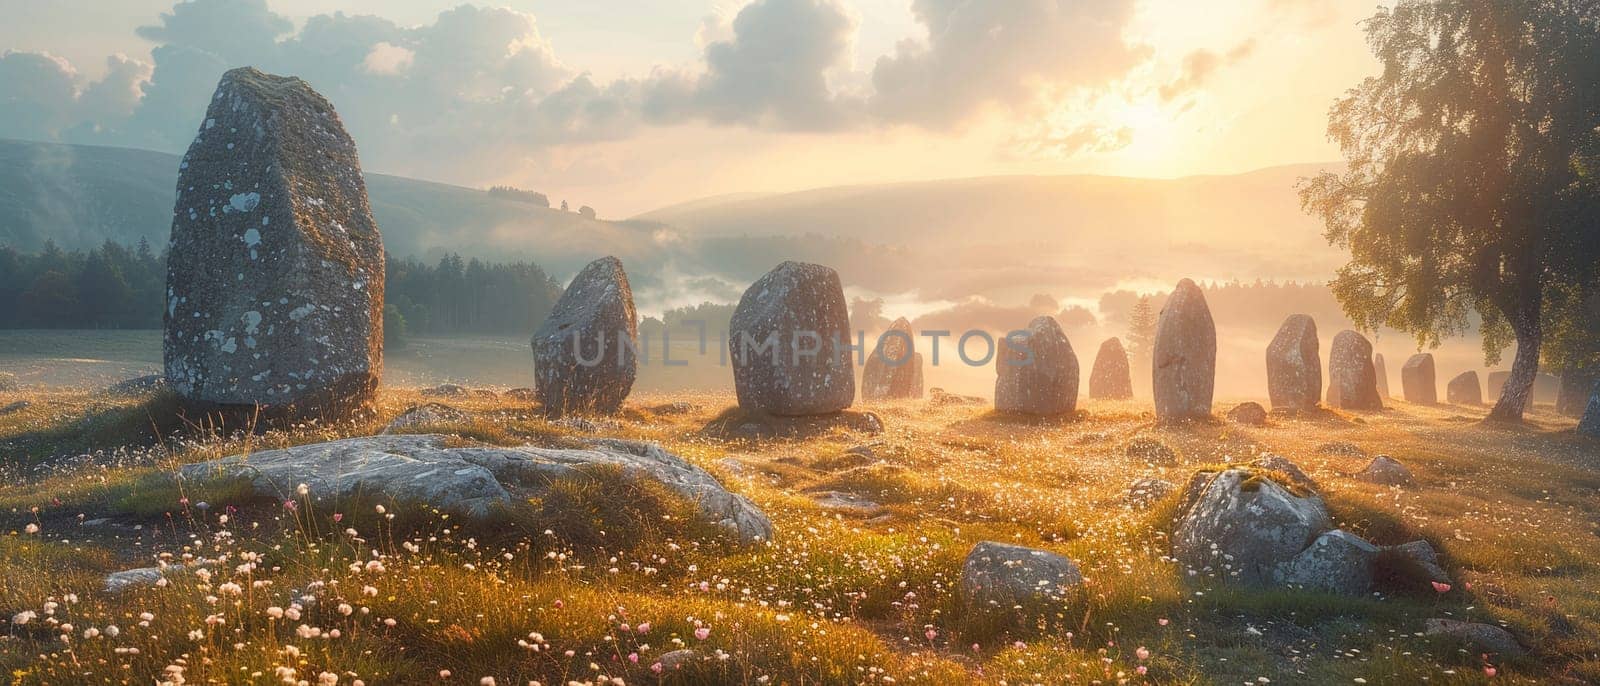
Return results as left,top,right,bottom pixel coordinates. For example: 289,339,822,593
0,388,1593,684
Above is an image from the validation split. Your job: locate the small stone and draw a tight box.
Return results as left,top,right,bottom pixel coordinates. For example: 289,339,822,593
504,387,537,401
105,564,188,594
960,541,1083,621
105,374,165,397
1125,437,1177,464
1315,441,1365,457
808,490,884,516
381,403,469,434
0,400,29,415
420,383,469,398
1227,402,1268,426
1388,540,1449,583
1249,454,1319,492
1126,477,1176,509
1355,455,1415,487
656,649,702,671
1423,619,1525,657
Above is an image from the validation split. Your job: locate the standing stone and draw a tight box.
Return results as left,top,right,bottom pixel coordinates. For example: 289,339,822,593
1401,353,1437,404
1152,279,1215,421
1088,337,1133,400
164,68,383,420
531,256,637,416
1325,331,1382,411
1580,380,1600,438
861,318,923,401
1487,371,1510,399
995,316,1079,416
1265,314,1321,411
1446,371,1482,406
1557,369,1597,417
729,261,854,416
1374,353,1391,398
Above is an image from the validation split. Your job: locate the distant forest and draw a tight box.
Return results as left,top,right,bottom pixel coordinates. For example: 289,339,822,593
0,241,564,337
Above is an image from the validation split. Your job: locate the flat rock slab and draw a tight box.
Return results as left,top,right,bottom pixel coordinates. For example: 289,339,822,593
381,403,470,434
1424,619,1525,657
808,490,885,516
178,434,772,544
104,564,193,594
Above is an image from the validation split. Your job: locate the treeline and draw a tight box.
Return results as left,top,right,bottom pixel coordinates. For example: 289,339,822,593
0,241,565,336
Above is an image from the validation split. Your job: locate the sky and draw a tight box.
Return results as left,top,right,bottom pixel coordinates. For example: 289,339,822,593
0,0,1381,216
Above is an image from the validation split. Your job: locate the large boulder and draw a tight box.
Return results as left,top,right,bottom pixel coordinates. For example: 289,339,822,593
164,68,383,420
861,318,923,401
729,262,854,416
1580,380,1600,438
960,542,1082,621
178,434,773,544
1374,353,1391,398
531,256,638,416
1557,369,1597,418
1272,529,1378,595
1326,330,1382,410
1087,337,1133,400
995,316,1079,416
1152,279,1216,422
1172,467,1331,586
1265,314,1321,411
1401,353,1437,404
1446,371,1482,406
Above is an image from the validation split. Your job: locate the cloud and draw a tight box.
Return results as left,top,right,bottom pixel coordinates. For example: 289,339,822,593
869,0,1147,128
1159,40,1256,101
0,0,1154,182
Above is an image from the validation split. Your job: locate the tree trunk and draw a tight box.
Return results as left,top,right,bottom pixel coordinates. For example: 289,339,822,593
1487,318,1541,422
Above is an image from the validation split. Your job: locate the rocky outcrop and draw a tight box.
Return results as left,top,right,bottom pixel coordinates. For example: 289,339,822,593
960,542,1082,621
729,262,854,416
1355,455,1415,487
1088,337,1133,400
531,256,638,416
179,434,773,544
1446,371,1481,406
1401,354,1437,404
164,68,383,421
1266,314,1321,411
995,316,1079,416
1326,331,1382,410
1152,279,1216,422
861,318,923,401
1227,402,1267,425
1172,467,1331,586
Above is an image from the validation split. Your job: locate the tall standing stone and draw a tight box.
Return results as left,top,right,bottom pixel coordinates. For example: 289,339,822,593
1446,371,1482,406
1265,314,1321,411
1401,353,1437,404
995,316,1079,416
729,261,854,416
1088,337,1133,400
1374,353,1391,398
1557,369,1597,417
531,256,637,416
1152,279,1215,421
1580,380,1600,438
1326,330,1382,410
861,318,923,401
164,68,383,420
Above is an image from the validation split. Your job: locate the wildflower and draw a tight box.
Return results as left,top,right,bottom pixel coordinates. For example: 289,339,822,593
1136,646,1150,660
333,513,343,522
1432,581,1452,594
266,606,284,619
12,611,36,625
439,670,451,679
636,622,650,634
695,627,711,641
283,500,298,512
24,523,39,534
297,483,310,496
1484,666,1497,678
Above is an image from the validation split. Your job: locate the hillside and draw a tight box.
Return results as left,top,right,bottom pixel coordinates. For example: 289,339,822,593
0,138,660,277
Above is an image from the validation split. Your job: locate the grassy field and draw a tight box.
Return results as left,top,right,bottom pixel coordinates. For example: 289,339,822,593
0,385,1595,685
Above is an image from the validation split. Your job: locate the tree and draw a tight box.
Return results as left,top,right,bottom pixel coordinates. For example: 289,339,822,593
383,304,409,350
1301,0,1600,421
1126,296,1156,361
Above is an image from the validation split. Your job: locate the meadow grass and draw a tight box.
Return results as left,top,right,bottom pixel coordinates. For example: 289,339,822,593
0,387,1594,684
